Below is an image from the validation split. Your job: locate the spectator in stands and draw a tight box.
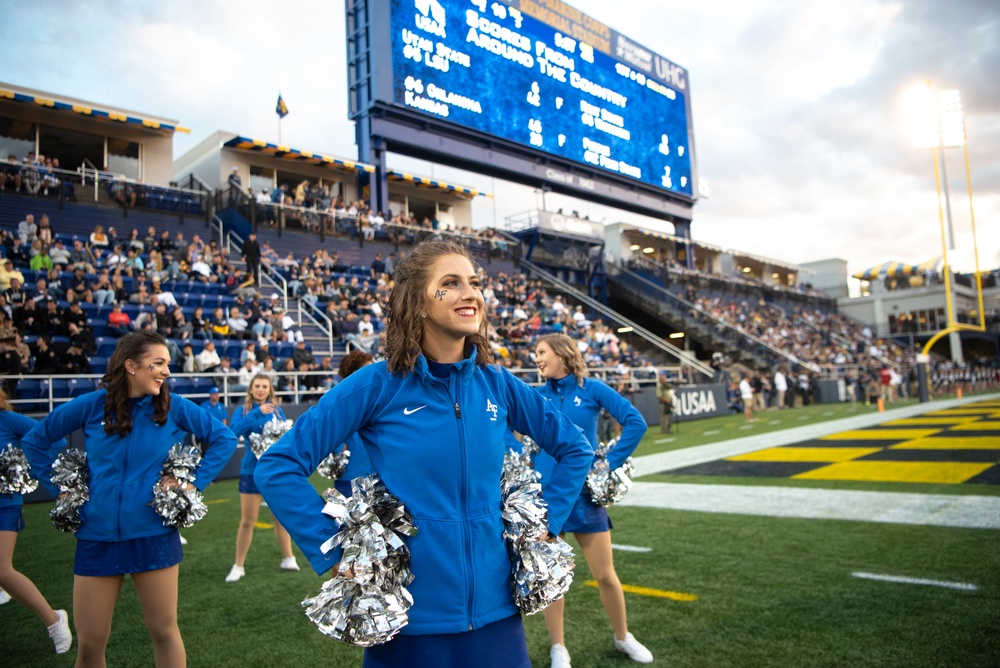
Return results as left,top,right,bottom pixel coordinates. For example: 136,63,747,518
190,306,211,340
48,239,71,268
14,331,31,368
89,224,109,248
68,239,94,273
126,228,144,253
227,167,242,207
17,214,37,245
38,298,64,336
36,214,54,246
144,226,158,250
656,374,675,434
106,303,131,337
200,387,228,425
28,241,53,271
292,341,320,394
122,248,144,277
128,284,152,306
110,175,136,208
180,344,195,373
91,270,114,306
209,307,229,339
278,307,303,343
230,358,257,395
227,307,250,341
31,334,61,374
63,341,91,374
0,260,24,292
0,328,21,397
0,155,21,191
5,278,29,329
195,341,221,373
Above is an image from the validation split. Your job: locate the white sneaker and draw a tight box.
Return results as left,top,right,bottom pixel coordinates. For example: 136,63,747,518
0,587,11,605
179,534,188,546
550,643,571,668
47,609,73,654
280,556,300,572
614,632,653,663
225,565,245,582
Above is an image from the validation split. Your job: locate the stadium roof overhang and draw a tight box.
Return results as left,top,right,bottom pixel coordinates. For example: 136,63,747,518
0,84,188,134
635,229,722,253
222,136,374,175
386,170,490,199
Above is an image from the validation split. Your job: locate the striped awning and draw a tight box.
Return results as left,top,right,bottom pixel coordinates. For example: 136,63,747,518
387,170,488,197
223,136,375,173
0,87,189,133
853,261,921,281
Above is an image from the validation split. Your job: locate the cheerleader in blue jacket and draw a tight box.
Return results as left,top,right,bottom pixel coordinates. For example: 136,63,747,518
0,386,72,654
531,333,653,667
255,240,594,668
22,331,237,668
224,374,298,582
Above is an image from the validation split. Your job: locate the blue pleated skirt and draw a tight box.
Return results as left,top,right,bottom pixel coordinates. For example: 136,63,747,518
74,531,183,576
363,614,530,668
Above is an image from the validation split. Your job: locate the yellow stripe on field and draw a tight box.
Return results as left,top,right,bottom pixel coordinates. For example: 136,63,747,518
729,447,881,462
889,437,1000,450
585,580,697,602
206,499,229,505
883,417,979,426
820,429,940,440
922,410,995,417
254,522,274,529
793,461,992,484
947,422,1000,432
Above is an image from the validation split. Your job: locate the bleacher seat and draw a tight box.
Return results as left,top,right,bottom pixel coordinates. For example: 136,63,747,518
39,379,69,400
15,379,41,412
67,378,95,398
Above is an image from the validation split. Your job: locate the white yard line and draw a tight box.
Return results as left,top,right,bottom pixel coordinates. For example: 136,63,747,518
851,572,978,591
619,482,1000,530
611,544,653,553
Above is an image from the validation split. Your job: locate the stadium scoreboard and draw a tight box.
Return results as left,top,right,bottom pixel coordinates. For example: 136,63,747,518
384,0,695,200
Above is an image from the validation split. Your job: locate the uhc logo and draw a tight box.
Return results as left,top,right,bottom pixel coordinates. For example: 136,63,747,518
414,0,446,38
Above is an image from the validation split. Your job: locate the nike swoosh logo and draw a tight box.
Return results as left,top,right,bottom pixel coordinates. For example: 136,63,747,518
403,405,427,415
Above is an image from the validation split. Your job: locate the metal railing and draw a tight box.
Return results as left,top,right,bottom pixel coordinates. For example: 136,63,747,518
298,297,335,355
211,216,289,313
7,365,696,414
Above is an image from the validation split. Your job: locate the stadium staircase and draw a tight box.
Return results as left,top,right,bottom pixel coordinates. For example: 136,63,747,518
606,262,812,373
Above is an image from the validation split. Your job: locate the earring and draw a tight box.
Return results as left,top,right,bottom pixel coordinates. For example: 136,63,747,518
129,370,136,376
422,313,427,319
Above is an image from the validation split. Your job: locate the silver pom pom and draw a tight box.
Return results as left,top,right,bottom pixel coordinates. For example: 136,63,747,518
248,416,293,459
304,475,418,646
151,444,208,528
317,448,350,480
501,447,575,615
0,443,38,495
49,449,89,533
585,439,635,508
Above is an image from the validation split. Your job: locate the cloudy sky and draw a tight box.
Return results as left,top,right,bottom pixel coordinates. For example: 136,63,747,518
3,0,998,279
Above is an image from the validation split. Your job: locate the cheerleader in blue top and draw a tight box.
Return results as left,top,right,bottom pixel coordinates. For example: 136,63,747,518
254,241,594,668
331,350,374,498
0,386,73,654
224,374,298,582
21,331,237,668
532,333,654,667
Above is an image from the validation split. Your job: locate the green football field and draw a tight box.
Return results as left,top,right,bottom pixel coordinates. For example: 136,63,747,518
6,393,1000,667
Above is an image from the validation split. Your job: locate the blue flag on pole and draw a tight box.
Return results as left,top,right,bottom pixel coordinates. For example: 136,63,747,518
276,94,289,118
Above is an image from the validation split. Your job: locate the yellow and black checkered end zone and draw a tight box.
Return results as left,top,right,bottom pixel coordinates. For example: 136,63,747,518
669,400,1000,485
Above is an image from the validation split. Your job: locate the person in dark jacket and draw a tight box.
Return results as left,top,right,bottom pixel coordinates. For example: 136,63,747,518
22,332,237,667
241,232,260,287
254,241,593,668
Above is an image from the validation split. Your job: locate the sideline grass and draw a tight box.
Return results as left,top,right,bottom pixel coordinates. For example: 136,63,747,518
7,480,999,667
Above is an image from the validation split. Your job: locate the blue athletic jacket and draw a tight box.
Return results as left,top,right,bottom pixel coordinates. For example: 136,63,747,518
340,432,371,482
230,402,286,476
529,375,647,483
255,350,593,635
22,390,237,542
0,410,64,513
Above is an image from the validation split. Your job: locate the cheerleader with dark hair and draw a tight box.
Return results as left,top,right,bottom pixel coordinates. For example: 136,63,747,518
22,331,236,667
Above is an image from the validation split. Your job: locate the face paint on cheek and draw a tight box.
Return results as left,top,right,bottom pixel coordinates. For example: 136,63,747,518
435,290,446,301
147,364,155,371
